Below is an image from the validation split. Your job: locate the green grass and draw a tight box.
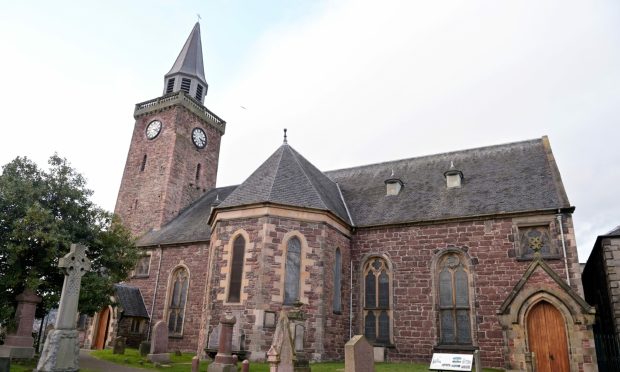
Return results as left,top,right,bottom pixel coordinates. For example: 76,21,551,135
91,347,208,371
91,348,504,372
9,358,97,372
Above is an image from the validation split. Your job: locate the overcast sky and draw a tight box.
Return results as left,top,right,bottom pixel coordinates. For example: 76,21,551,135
1,0,618,262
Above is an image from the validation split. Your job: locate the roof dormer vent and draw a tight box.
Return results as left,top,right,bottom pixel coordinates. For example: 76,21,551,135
444,161,464,188
385,169,404,196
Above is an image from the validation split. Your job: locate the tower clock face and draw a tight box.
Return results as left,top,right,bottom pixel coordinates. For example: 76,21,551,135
192,128,207,149
146,120,162,140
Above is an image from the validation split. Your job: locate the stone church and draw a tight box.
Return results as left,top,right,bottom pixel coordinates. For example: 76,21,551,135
85,23,597,371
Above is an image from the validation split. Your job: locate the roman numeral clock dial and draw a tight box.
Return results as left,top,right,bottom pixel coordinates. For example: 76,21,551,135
146,120,162,140
192,128,207,149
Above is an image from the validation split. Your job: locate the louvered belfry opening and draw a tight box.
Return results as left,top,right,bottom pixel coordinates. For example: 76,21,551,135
166,78,175,94
180,78,191,94
195,84,204,101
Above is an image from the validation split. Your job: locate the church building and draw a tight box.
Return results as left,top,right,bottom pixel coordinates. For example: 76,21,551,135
85,23,597,371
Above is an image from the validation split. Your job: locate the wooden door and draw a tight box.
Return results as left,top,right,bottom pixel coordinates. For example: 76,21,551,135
93,307,110,349
527,301,570,372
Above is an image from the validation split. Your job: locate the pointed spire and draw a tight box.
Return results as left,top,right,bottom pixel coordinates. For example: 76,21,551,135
163,22,209,103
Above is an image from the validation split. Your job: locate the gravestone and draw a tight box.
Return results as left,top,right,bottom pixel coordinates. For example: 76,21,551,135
147,320,170,363
112,336,126,355
0,288,42,358
345,335,374,372
207,313,237,372
241,359,250,372
0,348,10,372
267,311,310,372
36,244,91,372
191,356,200,372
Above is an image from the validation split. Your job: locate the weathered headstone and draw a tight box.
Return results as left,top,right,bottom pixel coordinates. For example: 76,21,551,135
0,288,42,359
139,341,151,356
191,356,200,372
112,336,126,355
207,313,237,372
147,320,170,363
36,244,91,372
267,311,310,372
345,335,374,372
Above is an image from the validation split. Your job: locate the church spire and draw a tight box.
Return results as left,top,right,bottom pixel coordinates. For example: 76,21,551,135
163,22,209,103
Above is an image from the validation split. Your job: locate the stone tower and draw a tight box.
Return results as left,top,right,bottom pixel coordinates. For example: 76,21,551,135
115,22,226,235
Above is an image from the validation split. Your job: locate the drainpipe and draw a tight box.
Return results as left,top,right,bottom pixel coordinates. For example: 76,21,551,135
556,212,571,286
349,260,353,340
147,245,163,341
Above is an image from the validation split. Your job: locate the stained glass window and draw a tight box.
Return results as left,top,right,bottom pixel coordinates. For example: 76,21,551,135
438,254,472,345
227,235,245,303
284,237,301,305
363,257,391,345
167,268,189,335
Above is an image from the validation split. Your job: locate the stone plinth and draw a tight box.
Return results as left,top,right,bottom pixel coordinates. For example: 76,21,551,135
147,320,170,363
208,313,237,372
0,289,42,359
345,335,374,372
267,311,310,372
36,330,80,372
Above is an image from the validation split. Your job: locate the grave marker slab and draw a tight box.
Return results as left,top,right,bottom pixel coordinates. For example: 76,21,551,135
0,288,42,359
345,335,374,372
147,320,170,363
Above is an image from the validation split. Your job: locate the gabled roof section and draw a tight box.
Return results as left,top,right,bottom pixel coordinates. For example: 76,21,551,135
604,225,620,237
326,137,572,227
114,284,149,318
498,256,593,315
137,185,237,247
165,22,207,84
217,144,351,223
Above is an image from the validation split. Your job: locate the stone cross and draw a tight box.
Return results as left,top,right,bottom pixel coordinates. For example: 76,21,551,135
55,244,91,330
36,244,91,372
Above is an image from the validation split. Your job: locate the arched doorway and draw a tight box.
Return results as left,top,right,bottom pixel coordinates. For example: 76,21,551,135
93,307,110,349
527,301,570,372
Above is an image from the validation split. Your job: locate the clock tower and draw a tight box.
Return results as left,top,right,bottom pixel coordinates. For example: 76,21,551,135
115,23,226,235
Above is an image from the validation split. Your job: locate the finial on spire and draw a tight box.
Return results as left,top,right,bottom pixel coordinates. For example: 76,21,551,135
390,169,395,177
283,128,288,144
450,161,455,169
197,13,201,22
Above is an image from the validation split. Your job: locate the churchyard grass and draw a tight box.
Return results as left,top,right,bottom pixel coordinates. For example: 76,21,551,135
91,348,503,372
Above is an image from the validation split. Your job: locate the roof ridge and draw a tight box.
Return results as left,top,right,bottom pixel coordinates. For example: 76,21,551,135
267,146,287,202
285,145,330,210
325,137,543,175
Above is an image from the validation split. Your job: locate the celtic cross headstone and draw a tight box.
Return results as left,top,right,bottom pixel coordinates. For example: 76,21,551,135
36,244,91,372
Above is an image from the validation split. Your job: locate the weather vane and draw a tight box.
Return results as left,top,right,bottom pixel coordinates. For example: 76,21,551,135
197,13,202,22
283,128,288,144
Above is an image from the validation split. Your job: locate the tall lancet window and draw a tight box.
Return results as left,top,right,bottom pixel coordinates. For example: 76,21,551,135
167,267,189,336
438,254,472,345
284,237,302,305
333,248,342,313
363,257,392,345
227,235,245,303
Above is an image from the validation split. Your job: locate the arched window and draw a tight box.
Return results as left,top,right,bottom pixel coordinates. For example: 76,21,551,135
227,235,245,303
438,254,472,345
284,237,302,305
167,267,189,336
333,248,342,313
363,257,391,345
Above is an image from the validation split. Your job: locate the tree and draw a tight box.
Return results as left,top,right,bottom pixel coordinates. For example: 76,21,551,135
0,154,138,324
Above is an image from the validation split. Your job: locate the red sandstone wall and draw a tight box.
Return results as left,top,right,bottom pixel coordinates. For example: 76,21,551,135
115,105,221,236
350,215,583,368
126,243,209,352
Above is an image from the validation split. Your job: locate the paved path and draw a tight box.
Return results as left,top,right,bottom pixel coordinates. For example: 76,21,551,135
79,349,149,372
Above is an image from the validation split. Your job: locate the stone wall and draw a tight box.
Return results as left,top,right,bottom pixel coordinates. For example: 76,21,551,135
349,214,583,368
115,104,222,236
127,242,209,352
199,213,352,361
602,236,620,336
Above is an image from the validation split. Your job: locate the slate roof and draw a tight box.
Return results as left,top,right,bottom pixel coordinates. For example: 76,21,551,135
137,185,237,247
217,144,351,223
325,137,570,227
165,22,207,85
137,136,570,245
604,226,620,237
114,284,149,318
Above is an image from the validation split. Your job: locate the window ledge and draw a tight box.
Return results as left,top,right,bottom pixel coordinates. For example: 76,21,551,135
169,335,183,339
133,274,150,279
433,344,478,352
332,311,342,315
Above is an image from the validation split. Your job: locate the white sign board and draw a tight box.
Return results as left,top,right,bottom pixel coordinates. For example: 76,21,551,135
429,353,473,371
